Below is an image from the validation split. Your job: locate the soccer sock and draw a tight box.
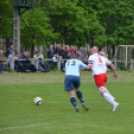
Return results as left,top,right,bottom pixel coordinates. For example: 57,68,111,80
70,97,78,108
105,88,113,97
99,87,114,100
103,93,116,106
76,91,84,104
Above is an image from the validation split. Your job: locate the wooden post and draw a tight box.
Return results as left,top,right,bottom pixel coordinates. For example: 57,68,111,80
114,58,117,69
130,59,133,71
57,57,62,70
10,57,14,71
125,46,127,68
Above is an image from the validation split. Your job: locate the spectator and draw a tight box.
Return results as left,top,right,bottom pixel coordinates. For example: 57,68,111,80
63,45,70,59
81,54,88,64
69,46,74,55
61,45,71,71
74,46,80,56
99,48,111,71
79,46,83,56
0,50,4,73
6,52,19,72
99,48,107,57
55,44,63,57
39,53,50,72
33,51,45,72
22,51,39,72
47,45,55,65
6,44,14,58
0,50,7,72
15,52,30,73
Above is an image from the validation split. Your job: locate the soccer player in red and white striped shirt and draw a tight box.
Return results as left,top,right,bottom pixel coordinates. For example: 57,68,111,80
87,46,119,112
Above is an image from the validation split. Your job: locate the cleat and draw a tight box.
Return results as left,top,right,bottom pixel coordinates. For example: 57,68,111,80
82,104,89,111
113,103,119,112
76,108,81,112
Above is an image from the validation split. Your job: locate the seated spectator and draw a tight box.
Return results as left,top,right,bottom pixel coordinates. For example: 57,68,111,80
6,52,19,72
22,51,39,72
0,50,7,72
52,54,58,68
15,52,30,73
33,51,45,72
39,53,50,72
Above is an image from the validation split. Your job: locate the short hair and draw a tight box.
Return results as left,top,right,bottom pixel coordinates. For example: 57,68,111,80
71,53,81,59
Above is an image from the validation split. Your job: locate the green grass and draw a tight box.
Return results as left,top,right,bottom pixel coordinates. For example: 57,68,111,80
0,71,134,134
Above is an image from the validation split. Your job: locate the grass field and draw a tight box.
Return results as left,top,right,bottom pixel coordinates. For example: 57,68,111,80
0,71,134,134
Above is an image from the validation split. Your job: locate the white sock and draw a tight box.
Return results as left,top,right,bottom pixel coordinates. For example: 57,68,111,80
99,87,115,100
103,93,116,106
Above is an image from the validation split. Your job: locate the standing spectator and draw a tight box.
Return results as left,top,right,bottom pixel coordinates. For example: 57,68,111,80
69,46,74,55
6,44,14,58
63,45,70,59
74,46,80,56
99,48,107,57
79,46,83,56
55,44,63,57
100,48,111,71
47,45,55,65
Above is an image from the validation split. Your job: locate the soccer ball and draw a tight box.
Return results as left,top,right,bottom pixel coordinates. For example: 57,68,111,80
34,97,43,105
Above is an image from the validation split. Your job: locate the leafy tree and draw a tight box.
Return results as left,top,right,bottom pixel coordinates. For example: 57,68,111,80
0,0,13,47
20,6,58,48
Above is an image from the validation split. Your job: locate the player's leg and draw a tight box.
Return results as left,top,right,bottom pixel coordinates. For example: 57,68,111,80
64,75,80,112
99,87,115,100
75,88,89,111
101,89,119,112
74,76,89,111
95,74,119,112
68,90,80,112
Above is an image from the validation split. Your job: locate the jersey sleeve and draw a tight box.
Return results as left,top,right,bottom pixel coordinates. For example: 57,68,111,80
88,56,94,65
80,61,87,68
105,58,111,65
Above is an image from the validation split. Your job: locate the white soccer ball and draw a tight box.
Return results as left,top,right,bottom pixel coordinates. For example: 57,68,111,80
34,97,43,105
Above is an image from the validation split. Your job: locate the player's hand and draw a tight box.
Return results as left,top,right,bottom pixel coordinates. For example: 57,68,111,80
113,73,118,79
80,68,84,70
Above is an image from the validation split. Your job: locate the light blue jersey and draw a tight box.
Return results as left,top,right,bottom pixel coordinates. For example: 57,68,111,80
65,59,87,77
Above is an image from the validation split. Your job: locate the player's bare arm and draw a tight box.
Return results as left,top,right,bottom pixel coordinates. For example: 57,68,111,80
86,64,92,70
109,63,118,79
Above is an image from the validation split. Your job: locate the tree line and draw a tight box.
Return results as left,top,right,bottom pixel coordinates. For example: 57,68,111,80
0,0,134,49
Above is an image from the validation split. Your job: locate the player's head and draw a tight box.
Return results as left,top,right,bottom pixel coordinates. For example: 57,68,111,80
90,46,99,54
71,53,80,59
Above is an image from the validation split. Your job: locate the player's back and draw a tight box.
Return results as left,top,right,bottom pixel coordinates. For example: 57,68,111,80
65,59,86,77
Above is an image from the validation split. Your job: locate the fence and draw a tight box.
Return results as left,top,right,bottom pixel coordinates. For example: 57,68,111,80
113,58,134,71
0,57,134,71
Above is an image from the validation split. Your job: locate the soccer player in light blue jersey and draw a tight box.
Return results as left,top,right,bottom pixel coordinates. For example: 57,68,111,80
64,54,89,112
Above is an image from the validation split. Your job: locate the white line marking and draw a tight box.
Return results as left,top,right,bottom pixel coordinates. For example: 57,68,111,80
0,121,58,131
